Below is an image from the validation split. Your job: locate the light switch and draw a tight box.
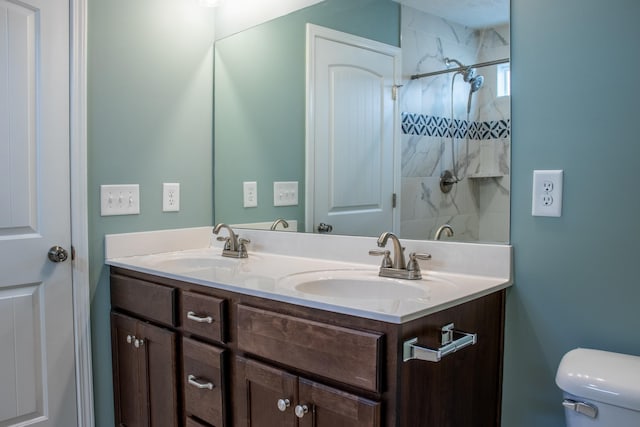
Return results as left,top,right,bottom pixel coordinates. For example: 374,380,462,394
274,181,298,206
100,184,140,216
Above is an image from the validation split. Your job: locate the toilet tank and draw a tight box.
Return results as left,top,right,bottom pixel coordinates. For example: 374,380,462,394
556,348,640,426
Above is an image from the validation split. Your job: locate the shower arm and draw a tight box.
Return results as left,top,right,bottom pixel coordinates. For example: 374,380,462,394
410,57,509,80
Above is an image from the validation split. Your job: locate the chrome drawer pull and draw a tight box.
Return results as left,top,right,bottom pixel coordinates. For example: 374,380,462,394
187,311,213,324
187,374,214,390
403,330,477,362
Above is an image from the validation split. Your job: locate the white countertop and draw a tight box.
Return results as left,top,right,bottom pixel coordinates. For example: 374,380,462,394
105,227,513,324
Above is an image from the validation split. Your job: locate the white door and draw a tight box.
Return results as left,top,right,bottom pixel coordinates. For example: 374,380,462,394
306,24,401,236
0,0,78,426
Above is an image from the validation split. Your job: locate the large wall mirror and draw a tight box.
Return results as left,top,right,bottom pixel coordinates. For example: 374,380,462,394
214,0,510,243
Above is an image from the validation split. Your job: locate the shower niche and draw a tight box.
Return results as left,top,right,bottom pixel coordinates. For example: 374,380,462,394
399,4,510,243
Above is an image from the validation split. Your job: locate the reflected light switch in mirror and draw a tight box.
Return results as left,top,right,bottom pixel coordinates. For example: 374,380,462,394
274,181,298,206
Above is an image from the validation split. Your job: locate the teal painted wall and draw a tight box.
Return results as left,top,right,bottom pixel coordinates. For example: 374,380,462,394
505,0,640,425
86,0,640,425
87,1,215,425
214,0,400,228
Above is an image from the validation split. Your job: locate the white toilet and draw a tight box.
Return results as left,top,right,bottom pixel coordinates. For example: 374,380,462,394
556,348,640,426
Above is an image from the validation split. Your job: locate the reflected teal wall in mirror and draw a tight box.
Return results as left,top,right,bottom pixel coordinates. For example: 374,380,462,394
214,0,400,229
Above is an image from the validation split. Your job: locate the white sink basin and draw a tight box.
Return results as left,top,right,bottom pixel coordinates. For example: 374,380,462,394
278,269,447,300
140,252,240,272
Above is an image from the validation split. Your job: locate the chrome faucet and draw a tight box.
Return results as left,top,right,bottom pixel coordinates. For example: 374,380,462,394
270,218,289,231
376,231,406,270
370,232,431,280
213,223,250,258
434,224,454,240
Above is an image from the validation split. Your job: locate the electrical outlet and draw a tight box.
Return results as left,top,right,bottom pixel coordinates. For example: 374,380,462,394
243,181,258,208
532,170,563,217
163,183,180,212
100,184,140,216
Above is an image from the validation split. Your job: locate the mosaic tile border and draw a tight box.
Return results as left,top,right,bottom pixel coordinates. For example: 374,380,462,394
401,112,511,139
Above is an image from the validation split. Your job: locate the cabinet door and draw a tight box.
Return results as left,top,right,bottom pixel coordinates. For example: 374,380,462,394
110,312,178,427
138,320,178,427
111,312,148,427
297,378,381,427
235,357,297,427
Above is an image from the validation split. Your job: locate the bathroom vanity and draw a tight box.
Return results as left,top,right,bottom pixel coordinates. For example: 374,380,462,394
106,227,511,427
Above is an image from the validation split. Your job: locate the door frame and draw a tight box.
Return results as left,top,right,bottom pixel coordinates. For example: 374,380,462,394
304,23,402,234
70,0,94,425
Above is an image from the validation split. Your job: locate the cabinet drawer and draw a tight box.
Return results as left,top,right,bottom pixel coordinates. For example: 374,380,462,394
183,337,226,426
237,305,383,392
181,291,226,343
111,274,175,326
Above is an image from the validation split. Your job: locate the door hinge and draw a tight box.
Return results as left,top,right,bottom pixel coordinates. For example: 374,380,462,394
392,84,403,101
392,193,397,208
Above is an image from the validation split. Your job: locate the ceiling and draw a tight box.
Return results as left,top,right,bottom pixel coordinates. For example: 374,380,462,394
396,0,509,29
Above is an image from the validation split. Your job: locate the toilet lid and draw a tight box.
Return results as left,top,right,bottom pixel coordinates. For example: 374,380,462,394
556,348,640,411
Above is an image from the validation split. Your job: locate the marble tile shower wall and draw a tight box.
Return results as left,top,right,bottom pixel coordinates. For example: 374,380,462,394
400,6,510,242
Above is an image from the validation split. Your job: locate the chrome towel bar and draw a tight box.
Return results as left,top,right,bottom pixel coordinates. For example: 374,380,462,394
403,329,477,362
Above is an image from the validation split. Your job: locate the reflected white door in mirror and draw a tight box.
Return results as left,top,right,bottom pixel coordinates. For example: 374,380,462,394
306,24,401,237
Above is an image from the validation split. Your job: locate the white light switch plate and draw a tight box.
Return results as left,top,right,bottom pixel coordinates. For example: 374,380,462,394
274,181,298,206
101,184,140,216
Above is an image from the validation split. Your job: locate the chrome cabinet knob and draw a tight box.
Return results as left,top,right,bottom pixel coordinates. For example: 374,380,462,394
134,338,144,348
126,335,134,344
47,245,69,263
277,398,290,412
294,404,309,418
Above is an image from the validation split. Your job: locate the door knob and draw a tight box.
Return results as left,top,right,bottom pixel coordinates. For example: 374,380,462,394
317,223,333,233
48,246,69,263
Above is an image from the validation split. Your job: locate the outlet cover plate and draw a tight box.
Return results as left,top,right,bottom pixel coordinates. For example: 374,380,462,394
163,183,180,212
243,181,258,208
101,184,140,216
532,170,563,217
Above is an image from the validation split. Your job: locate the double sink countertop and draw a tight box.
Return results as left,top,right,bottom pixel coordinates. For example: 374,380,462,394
105,227,513,324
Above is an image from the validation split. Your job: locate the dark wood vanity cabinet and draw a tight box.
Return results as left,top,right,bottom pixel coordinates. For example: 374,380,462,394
235,357,381,427
110,312,179,427
110,267,506,427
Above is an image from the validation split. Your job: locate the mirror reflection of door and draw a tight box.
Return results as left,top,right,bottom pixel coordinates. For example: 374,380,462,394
306,24,401,236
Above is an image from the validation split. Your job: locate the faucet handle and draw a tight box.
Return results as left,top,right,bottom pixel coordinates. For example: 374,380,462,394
407,252,432,272
238,238,250,256
369,249,393,268
216,236,231,250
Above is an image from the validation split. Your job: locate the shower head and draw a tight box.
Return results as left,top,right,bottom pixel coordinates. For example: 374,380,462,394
462,67,477,82
470,75,484,92
466,75,484,114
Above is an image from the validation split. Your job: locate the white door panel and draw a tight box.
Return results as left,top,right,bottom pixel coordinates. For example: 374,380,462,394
0,0,77,425
307,24,400,236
